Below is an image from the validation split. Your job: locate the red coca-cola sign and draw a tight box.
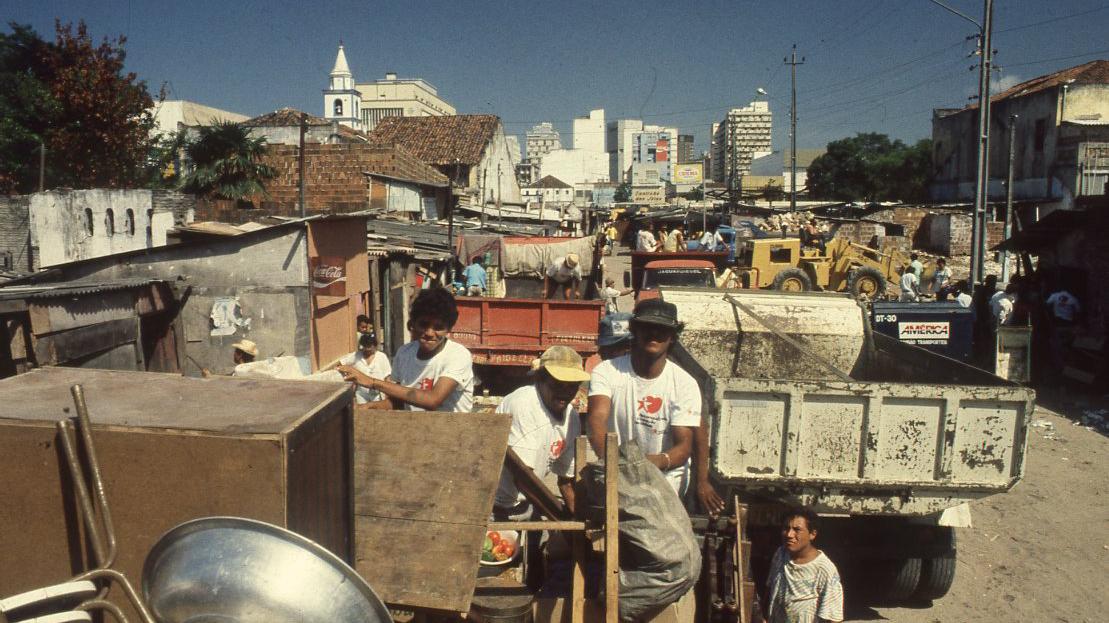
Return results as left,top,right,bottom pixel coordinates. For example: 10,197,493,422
310,256,347,296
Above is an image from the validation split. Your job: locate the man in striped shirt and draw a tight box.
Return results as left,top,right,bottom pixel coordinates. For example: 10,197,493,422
763,507,844,623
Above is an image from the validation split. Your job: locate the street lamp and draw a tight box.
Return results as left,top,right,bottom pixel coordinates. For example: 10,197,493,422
928,0,994,286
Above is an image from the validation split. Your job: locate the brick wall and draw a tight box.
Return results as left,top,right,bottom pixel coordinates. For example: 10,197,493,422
151,190,198,227
0,196,31,271
832,221,886,246
250,143,449,216
919,212,1005,256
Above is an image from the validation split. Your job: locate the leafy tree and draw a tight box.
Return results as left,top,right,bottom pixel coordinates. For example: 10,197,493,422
613,182,631,202
0,23,58,193
806,133,934,202
0,21,158,194
180,121,276,200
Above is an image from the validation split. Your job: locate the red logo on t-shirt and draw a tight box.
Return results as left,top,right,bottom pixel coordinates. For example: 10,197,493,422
637,396,662,414
550,439,565,459
418,378,434,390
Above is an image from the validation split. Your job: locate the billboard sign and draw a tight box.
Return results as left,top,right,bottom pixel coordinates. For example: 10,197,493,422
672,163,703,184
656,139,669,162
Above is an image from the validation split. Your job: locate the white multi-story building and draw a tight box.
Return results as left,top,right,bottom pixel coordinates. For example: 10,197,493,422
606,119,644,183
711,101,773,185
538,148,610,188
323,45,456,133
572,109,605,153
526,122,562,168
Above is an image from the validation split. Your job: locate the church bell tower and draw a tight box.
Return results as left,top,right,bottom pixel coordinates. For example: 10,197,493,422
323,42,363,132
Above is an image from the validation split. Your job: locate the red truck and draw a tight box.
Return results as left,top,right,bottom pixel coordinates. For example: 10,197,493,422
626,250,731,298
451,297,605,368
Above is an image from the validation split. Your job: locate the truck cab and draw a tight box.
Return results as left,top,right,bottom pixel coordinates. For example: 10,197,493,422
634,259,717,300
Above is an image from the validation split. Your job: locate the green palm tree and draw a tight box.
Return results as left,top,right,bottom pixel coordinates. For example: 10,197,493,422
180,120,276,200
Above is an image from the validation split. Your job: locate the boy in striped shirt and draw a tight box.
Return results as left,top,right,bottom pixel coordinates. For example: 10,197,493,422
763,507,844,623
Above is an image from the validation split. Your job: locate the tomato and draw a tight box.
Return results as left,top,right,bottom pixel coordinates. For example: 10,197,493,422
489,532,502,545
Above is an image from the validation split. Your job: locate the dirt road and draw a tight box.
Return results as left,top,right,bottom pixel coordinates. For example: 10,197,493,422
861,396,1109,622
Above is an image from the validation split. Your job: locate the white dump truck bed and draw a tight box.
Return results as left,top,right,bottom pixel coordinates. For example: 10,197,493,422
664,288,1035,517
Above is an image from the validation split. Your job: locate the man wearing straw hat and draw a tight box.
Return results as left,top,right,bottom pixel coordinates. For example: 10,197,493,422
494,345,591,520
545,253,583,300
201,339,258,377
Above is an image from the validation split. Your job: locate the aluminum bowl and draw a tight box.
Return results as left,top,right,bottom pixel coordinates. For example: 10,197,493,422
143,517,390,623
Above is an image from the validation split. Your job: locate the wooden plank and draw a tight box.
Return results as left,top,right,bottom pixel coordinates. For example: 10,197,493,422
572,436,587,623
734,499,748,623
352,409,512,613
32,317,138,366
505,447,571,520
488,521,587,531
604,433,619,623
286,401,353,562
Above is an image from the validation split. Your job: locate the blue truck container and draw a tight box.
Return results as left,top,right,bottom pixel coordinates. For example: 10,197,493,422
871,301,974,362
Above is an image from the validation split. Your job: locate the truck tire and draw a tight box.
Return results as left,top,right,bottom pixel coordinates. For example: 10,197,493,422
771,268,812,292
847,266,886,300
885,557,923,601
915,529,957,600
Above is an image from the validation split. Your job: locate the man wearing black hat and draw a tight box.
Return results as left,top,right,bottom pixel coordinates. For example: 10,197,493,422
587,299,700,495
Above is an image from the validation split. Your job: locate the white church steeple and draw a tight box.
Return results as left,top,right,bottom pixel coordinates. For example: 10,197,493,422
323,42,363,132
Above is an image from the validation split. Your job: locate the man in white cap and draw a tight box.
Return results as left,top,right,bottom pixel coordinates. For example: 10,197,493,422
545,253,583,300
201,339,258,377
493,344,590,520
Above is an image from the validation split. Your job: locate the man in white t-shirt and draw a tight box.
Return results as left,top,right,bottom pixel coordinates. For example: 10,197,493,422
546,253,583,300
899,268,920,302
1045,289,1081,324
764,507,844,623
588,298,700,495
337,332,391,404
340,288,473,412
598,277,633,314
637,226,659,252
494,345,590,518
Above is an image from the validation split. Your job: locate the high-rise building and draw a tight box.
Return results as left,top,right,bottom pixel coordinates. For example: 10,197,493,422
711,101,773,186
572,109,605,153
606,119,643,183
676,134,695,164
526,122,562,167
632,128,674,182
323,45,456,133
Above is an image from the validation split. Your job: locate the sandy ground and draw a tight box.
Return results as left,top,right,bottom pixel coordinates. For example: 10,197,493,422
859,393,1109,623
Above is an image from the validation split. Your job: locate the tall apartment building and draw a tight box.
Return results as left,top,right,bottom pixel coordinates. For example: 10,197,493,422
632,128,674,183
605,119,643,183
323,45,456,133
526,122,562,165
711,101,773,186
676,134,695,164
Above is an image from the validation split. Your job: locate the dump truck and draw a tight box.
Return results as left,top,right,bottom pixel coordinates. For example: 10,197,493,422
735,236,910,298
663,288,1034,602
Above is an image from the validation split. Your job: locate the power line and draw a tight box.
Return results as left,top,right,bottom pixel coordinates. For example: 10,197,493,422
996,4,1109,34
1003,48,1109,69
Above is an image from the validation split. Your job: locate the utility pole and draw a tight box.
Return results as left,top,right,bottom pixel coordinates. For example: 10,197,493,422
496,163,503,224
1002,114,1017,283
38,139,45,192
929,0,993,285
447,159,459,268
785,44,804,213
480,167,488,231
298,113,307,218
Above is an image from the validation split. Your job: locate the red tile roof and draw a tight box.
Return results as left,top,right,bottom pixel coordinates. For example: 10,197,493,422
242,107,369,141
953,59,1109,114
368,115,500,165
530,175,572,189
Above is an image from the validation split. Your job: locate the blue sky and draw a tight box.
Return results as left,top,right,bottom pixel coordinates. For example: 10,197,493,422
9,0,1109,155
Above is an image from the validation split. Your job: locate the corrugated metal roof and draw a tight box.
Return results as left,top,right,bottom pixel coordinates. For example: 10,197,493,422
0,279,166,301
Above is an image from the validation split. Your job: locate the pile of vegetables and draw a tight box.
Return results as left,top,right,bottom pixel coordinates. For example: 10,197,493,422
481,531,516,563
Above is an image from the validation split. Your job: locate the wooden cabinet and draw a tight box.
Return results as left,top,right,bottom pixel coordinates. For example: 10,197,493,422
0,368,354,607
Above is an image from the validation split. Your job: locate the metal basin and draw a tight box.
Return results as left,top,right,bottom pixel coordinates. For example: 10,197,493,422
143,517,391,623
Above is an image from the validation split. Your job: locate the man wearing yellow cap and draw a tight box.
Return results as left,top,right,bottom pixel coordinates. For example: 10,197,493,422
545,253,583,300
493,345,590,520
